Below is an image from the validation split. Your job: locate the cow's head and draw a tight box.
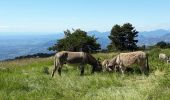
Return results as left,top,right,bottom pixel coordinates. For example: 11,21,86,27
94,58,102,72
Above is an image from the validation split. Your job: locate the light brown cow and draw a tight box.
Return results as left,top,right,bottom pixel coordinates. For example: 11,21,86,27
159,53,168,60
102,59,112,72
103,57,119,72
52,51,102,77
108,51,149,75
159,53,170,64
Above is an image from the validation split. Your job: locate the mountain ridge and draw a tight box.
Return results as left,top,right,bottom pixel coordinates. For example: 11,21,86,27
1,29,170,60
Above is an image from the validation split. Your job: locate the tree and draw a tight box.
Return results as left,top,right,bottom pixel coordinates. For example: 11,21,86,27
49,29,101,53
108,23,138,51
156,41,170,48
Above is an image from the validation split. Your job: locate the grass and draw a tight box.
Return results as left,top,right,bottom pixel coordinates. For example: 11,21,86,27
0,49,170,100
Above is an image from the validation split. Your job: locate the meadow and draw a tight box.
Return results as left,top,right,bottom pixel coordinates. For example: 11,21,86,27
0,48,170,100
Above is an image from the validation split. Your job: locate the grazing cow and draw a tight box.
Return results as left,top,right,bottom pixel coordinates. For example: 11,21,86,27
108,51,149,75
104,57,119,72
102,59,112,72
159,53,170,64
51,51,102,77
159,53,168,61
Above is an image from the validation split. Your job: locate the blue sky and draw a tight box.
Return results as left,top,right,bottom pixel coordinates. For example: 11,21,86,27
0,0,170,33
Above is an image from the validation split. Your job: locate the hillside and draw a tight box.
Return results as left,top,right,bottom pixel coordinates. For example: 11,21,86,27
0,49,170,100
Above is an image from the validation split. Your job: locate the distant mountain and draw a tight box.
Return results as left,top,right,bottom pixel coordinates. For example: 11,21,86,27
137,36,161,46
160,33,170,42
139,29,170,38
88,29,170,46
1,29,170,60
88,30,110,49
138,30,170,46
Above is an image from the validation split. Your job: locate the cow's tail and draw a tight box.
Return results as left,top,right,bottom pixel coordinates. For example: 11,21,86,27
146,53,149,73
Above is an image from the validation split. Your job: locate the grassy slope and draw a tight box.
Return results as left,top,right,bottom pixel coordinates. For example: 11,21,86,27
0,49,170,100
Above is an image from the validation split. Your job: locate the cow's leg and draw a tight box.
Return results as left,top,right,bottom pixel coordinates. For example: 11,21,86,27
108,67,112,72
57,61,64,76
140,66,148,75
51,66,57,77
114,65,119,72
106,63,112,72
139,66,143,73
51,67,57,77
119,65,125,76
58,66,62,76
53,60,63,77
102,66,106,72
167,59,170,64
91,66,95,74
114,68,117,72
80,64,84,75
144,66,149,76
52,64,62,77
139,61,148,75
52,58,58,77
103,64,108,72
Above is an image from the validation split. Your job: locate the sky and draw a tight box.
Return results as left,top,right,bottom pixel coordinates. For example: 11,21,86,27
0,0,170,33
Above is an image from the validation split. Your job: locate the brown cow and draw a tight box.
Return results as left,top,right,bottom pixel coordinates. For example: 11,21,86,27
108,51,149,75
52,51,102,77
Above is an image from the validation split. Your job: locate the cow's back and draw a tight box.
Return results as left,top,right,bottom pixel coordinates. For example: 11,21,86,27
117,51,146,67
66,52,86,63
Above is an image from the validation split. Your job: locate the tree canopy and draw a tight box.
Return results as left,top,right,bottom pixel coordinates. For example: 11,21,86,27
108,23,138,51
49,29,100,52
156,41,170,48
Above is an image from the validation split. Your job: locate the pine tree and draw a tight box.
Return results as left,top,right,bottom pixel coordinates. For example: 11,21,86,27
108,23,138,51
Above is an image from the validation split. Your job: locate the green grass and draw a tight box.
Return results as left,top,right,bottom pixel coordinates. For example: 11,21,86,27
0,49,170,100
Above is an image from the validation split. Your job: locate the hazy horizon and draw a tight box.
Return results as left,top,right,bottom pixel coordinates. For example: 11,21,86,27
0,29,170,36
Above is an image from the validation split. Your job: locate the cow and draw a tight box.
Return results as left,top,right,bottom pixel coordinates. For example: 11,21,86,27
108,51,149,75
102,59,112,72
103,57,119,72
159,53,170,64
51,51,102,77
